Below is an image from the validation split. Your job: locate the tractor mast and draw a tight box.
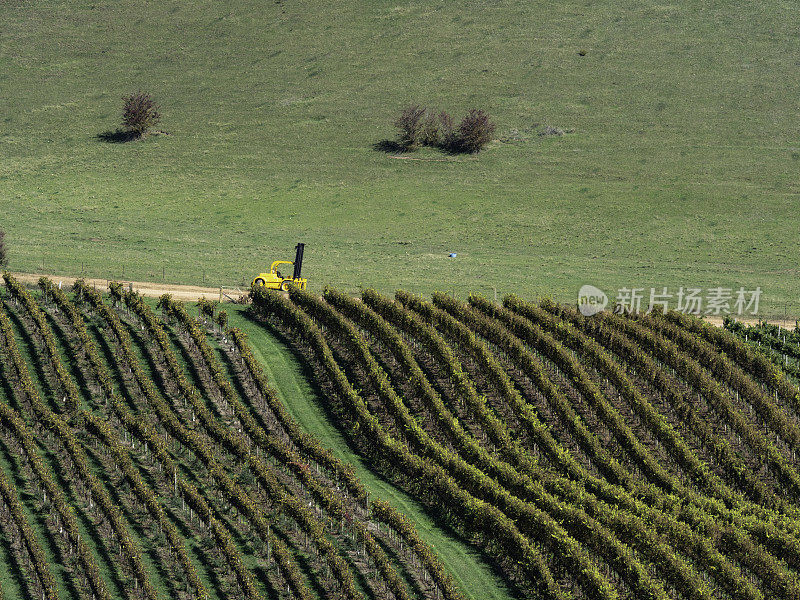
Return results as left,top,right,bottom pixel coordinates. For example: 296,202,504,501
293,243,305,280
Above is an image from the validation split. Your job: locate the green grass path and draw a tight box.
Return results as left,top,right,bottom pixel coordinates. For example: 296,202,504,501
226,305,517,600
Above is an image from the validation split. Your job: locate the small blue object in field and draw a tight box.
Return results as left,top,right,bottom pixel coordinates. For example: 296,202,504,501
448,252,457,258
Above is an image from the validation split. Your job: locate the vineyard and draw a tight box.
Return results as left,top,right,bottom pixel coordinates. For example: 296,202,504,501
0,273,462,600
248,285,800,600
2,275,800,600
723,318,800,384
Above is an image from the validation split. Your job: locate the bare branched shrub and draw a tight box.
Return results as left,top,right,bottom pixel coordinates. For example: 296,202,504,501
122,91,161,137
419,110,441,147
393,104,426,150
456,109,496,153
384,105,496,154
438,111,458,151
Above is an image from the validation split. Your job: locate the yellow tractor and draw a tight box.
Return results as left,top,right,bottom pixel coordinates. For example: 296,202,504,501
252,243,308,291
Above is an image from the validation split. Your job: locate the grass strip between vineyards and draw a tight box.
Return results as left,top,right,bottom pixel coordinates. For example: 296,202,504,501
250,284,567,600
225,305,514,600
225,324,460,600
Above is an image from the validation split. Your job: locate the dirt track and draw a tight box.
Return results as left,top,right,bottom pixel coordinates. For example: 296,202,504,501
5,272,797,331
9,272,248,303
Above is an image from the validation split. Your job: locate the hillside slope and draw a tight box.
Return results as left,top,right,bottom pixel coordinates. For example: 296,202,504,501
2,0,799,312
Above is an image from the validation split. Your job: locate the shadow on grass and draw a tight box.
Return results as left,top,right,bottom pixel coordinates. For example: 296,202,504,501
373,138,471,157
372,139,408,154
95,129,140,143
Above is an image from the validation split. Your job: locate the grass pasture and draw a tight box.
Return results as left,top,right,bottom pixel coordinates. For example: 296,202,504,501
1,0,798,314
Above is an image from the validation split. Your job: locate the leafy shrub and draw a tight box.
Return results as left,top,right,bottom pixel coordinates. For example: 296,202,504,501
0,230,6,268
456,109,496,153
393,104,426,150
122,91,161,137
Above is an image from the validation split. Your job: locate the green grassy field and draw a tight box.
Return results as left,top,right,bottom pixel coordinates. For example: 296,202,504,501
2,0,798,315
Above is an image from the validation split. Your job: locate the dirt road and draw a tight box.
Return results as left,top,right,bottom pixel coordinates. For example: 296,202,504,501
9,272,248,303
5,272,797,331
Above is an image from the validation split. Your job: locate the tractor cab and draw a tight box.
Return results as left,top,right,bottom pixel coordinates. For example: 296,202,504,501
252,243,307,291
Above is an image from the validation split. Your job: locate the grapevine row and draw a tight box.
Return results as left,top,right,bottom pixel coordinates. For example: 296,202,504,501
0,399,111,600
634,311,800,457
468,294,682,497
724,318,800,361
164,298,431,600
667,312,800,432
324,289,663,598
250,284,567,600
81,410,209,600
73,281,303,600
69,282,274,600
416,291,790,600
225,322,467,600
346,288,723,600
501,294,729,499
227,325,367,504
4,273,80,412
298,288,643,599
494,296,800,598
0,445,59,600
144,293,372,600
536,301,800,547
594,307,800,499
0,296,159,600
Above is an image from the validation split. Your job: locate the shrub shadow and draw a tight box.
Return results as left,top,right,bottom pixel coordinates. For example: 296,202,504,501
372,139,407,153
373,138,474,156
95,128,139,143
